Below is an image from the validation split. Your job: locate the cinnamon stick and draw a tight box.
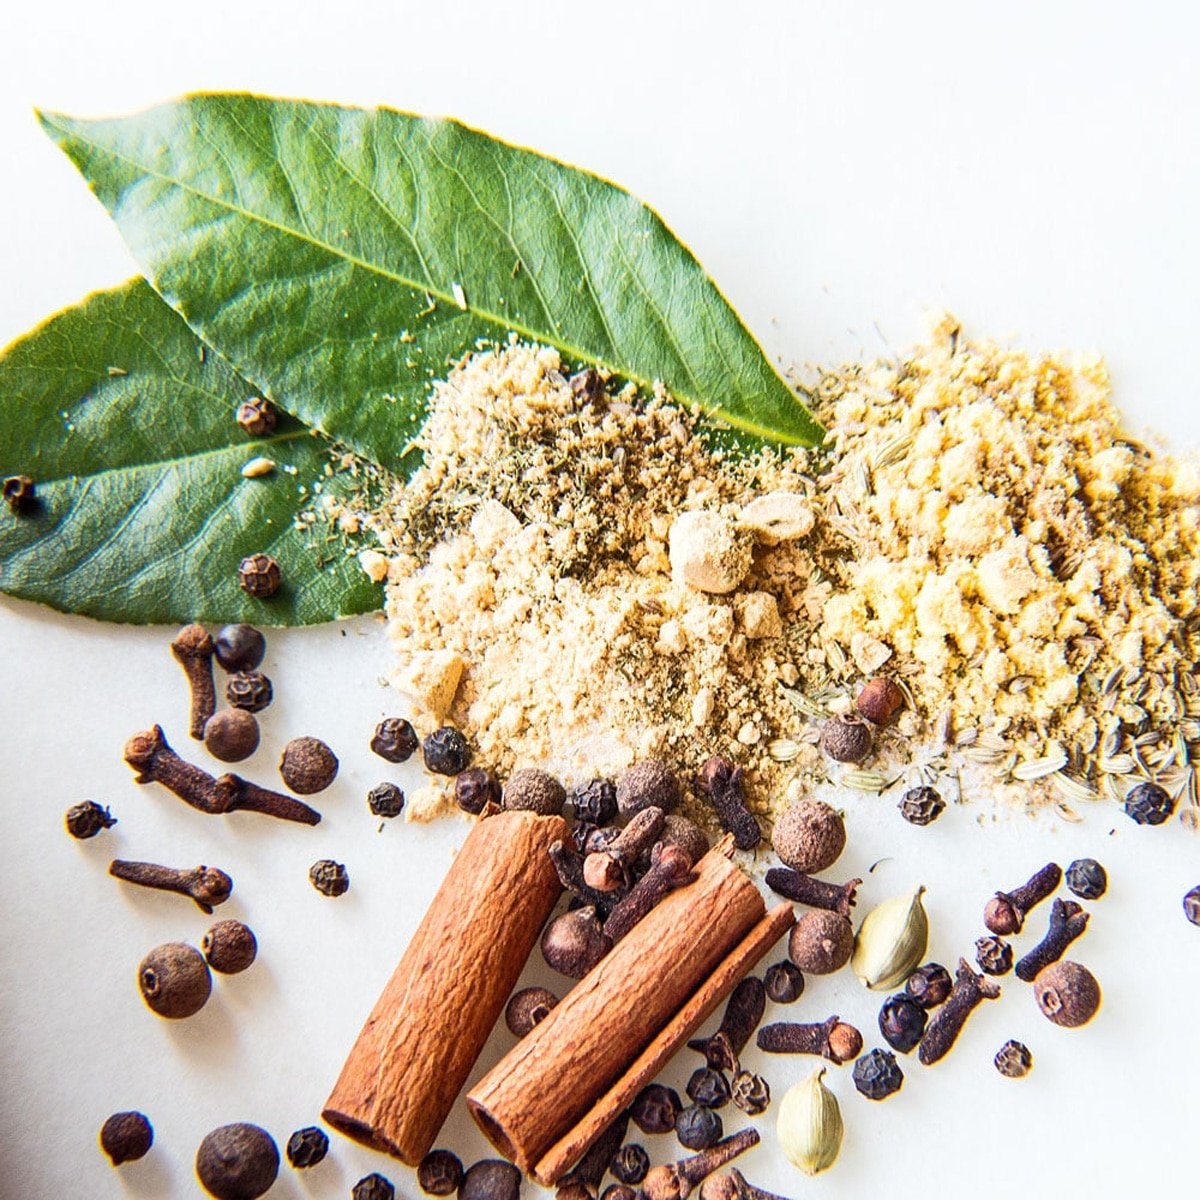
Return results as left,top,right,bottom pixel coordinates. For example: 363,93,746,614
323,810,568,1163
467,838,783,1177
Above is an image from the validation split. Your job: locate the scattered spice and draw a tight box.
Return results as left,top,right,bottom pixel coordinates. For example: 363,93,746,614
3,473,36,514
236,396,277,437
917,958,1000,1065
771,800,845,874
855,676,905,725
763,960,805,1003
418,1149,464,1195
852,1048,904,1099
196,1124,279,1200
699,1169,788,1200
423,726,471,775
541,905,610,976
974,936,1014,976
763,867,859,916
630,1084,682,1136
309,859,349,897
897,786,945,826
820,715,873,763
556,1111,629,1200
674,1105,722,1152
213,623,266,672
642,1130,760,1200
204,708,260,763
695,756,760,850
280,736,338,794
238,553,281,599
602,844,695,942
616,760,681,818
757,1015,863,1064
456,766,501,814
850,886,928,990
371,716,420,762
571,778,618,825
352,1172,396,1200
686,1068,731,1110
367,782,406,818
1123,781,1175,826
984,862,1062,935
1014,898,1089,981
100,1111,153,1165
503,768,567,815
687,976,766,1070
729,1071,770,1116
286,1125,329,1168
905,962,952,1008
171,624,217,740
226,670,273,712
1064,858,1108,900
611,1144,651,1186
994,1040,1033,1078
110,859,232,913
459,1160,520,1200
138,942,211,1019
1033,961,1101,1027
877,994,927,1053
202,919,258,974
504,986,558,1037
788,910,854,975
65,799,116,839
584,806,665,891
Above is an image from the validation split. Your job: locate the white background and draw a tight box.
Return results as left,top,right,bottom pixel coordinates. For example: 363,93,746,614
2,3,1199,1198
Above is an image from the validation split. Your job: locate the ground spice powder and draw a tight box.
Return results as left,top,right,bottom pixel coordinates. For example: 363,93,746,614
366,319,1200,828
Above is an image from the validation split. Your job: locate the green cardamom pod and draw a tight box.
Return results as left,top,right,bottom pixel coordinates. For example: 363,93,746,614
776,1067,843,1176
851,885,929,990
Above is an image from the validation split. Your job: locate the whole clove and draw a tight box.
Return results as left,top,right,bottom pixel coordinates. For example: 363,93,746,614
542,906,612,977
584,806,666,891
756,1015,863,1064
984,862,1062,935
764,960,805,1003
602,843,695,942
641,1128,761,1200
110,859,232,913
1014,898,1090,981
550,839,623,911
629,1085,682,1136
556,1112,628,1199
687,976,766,1070
211,771,322,824
763,867,860,917
171,624,216,740
917,958,1000,1065
65,800,116,839
696,756,761,850
699,1169,790,1200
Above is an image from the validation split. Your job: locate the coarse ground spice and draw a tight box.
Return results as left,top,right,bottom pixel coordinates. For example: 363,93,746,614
366,319,1200,830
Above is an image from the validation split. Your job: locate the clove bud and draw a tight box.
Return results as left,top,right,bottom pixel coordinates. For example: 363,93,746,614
641,1129,760,1200
764,867,860,917
1014,898,1089,981
687,976,766,1071
917,958,1000,1065
171,624,216,740
756,1015,862,1064
109,859,232,913
602,843,695,942
583,806,665,891
696,757,761,851
984,862,1061,935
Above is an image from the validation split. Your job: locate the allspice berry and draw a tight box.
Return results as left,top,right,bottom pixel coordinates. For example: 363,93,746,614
772,798,846,873
138,942,212,1019
788,910,855,975
202,919,258,974
1034,961,1101,1027
196,1123,279,1200
616,760,681,818
505,985,559,1036
541,906,610,977
659,814,710,865
100,1111,153,1165
502,768,566,815
205,709,260,763
280,736,338,794
855,676,905,725
820,715,873,763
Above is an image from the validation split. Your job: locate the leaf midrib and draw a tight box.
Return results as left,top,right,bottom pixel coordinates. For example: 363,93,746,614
43,113,808,447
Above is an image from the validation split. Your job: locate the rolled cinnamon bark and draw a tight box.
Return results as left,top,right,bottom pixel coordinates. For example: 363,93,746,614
323,810,568,1163
467,839,771,1174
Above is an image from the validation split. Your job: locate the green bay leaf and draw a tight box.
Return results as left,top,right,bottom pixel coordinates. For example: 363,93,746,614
0,279,381,625
39,95,824,469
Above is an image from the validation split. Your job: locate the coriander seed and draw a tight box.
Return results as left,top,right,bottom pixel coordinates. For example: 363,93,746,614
422,726,471,775
202,919,258,974
100,1111,153,1165
139,942,212,1019
418,1149,464,1195
213,623,266,672
226,670,273,712
286,1125,329,1168
205,709,260,763
280,736,338,793
65,800,116,839
368,782,405,818
309,859,349,897
236,396,277,437
238,553,281,599
371,717,419,763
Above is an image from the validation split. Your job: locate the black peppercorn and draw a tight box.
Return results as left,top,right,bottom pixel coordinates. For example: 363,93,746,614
285,1125,329,1168
238,553,282,599
202,919,258,974
852,1048,904,1100
905,962,953,1008
1123,781,1175,826
730,1070,770,1115
213,624,266,672
878,993,927,1053
352,1172,396,1200
371,717,419,763
994,1039,1033,1078
423,726,471,775
100,1111,153,1165
205,709,260,763
610,1144,650,1185
309,859,349,897
456,766,501,814
236,396,277,437
1065,858,1108,900
764,960,805,1003
368,782,406,818
226,670,273,713
975,935,1014,976
571,778,618,825
3,474,36,514
1185,886,1200,926
281,736,338,794
418,1149,464,1195
898,785,945,826
675,1104,722,1151
686,1067,731,1110
629,1084,682,1135
196,1123,279,1200
138,942,212,1019
65,800,117,839
459,1159,521,1200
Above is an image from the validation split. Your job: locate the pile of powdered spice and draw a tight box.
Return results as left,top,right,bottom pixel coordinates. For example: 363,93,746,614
361,315,1200,830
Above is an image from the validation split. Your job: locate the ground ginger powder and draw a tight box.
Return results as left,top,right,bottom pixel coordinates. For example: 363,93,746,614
367,319,1200,825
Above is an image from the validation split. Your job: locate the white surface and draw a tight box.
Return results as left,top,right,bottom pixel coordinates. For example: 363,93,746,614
1,3,1199,1198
